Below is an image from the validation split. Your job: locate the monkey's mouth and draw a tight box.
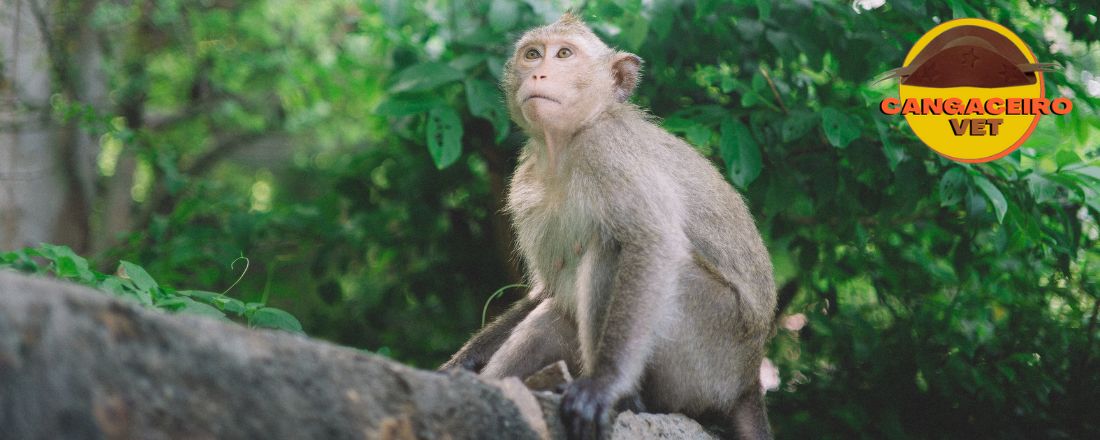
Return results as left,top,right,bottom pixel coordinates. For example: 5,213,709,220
523,94,561,104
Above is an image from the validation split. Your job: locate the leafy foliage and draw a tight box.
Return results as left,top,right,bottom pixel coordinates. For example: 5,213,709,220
0,245,303,334
8,0,1100,438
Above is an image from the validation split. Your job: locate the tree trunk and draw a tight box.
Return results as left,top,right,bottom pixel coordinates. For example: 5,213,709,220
0,0,103,253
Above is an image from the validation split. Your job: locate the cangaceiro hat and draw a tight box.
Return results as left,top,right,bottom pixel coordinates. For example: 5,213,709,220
876,24,1057,88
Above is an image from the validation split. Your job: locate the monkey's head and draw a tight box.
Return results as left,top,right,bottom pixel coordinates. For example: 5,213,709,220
503,13,642,138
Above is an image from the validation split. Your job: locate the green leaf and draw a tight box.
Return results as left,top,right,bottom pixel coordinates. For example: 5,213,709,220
118,261,158,293
1055,150,1081,169
1026,174,1057,204
720,76,737,94
612,0,642,13
1086,190,1100,218
465,78,510,143
939,168,969,207
651,12,673,41
662,116,695,133
740,91,760,108
1066,165,1100,182
781,110,816,142
179,300,227,319
821,107,860,148
874,118,907,171
426,106,464,169
455,27,498,47
449,53,488,72
685,124,713,149
57,255,94,283
159,296,228,320
947,0,980,18
100,276,151,306
38,244,95,282
620,16,649,51
179,290,247,315
488,0,519,32
178,289,218,302
245,302,267,313
99,277,129,298
0,248,40,272
376,95,448,117
155,297,188,309
1045,172,1086,200
389,62,464,93
695,0,720,18
486,56,506,80
751,71,769,95
249,307,305,334
135,287,155,306
973,176,1008,223
755,0,772,21
213,296,247,315
719,118,763,188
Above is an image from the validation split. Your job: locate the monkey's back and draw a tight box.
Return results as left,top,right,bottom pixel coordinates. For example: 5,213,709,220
588,105,776,326
572,106,778,414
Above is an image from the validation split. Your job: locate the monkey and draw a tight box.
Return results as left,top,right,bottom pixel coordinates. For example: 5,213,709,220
440,12,776,440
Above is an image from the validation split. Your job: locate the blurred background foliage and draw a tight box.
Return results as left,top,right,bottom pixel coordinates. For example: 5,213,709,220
1,0,1099,438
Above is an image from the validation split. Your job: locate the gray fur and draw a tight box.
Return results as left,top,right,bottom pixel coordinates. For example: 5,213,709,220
442,14,776,439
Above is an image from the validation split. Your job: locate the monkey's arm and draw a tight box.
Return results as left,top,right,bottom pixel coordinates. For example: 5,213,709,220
439,287,545,373
562,161,684,439
561,237,681,438
595,238,679,388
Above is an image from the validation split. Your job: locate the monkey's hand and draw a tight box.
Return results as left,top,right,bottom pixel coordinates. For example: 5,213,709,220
561,377,617,440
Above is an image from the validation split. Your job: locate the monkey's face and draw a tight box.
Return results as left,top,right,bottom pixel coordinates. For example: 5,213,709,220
503,17,642,139
507,37,610,136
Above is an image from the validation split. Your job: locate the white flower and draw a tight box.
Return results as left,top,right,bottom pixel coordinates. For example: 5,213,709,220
1083,71,1100,97
853,0,886,11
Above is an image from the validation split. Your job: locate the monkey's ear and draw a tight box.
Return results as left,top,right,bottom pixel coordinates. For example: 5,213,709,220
611,52,642,102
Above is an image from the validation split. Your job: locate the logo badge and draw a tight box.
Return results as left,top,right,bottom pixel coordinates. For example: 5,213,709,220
878,18,1071,163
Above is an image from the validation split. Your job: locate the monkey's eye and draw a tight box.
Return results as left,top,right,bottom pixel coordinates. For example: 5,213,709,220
556,47,573,58
524,48,541,60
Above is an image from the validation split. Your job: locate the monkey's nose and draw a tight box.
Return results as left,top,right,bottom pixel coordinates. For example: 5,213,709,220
532,75,547,80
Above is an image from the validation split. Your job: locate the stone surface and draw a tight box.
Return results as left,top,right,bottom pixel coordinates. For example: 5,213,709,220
523,360,573,392
0,271,718,439
612,412,719,439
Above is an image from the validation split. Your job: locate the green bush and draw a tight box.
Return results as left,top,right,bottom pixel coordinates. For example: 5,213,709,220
7,0,1098,437
1,245,303,334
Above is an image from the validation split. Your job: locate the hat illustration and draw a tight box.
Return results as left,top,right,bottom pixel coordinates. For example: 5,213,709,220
877,25,1058,88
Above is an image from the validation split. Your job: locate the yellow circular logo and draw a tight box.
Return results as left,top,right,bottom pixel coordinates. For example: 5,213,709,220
878,18,1071,163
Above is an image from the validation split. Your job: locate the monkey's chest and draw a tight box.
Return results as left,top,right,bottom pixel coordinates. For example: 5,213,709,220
513,201,595,278
509,180,601,310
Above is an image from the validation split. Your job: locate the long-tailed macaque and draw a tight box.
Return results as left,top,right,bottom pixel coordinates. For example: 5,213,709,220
441,13,776,440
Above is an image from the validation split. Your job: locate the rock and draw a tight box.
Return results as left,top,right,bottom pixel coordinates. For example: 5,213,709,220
612,412,719,439
523,360,573,392
0,271,718,439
